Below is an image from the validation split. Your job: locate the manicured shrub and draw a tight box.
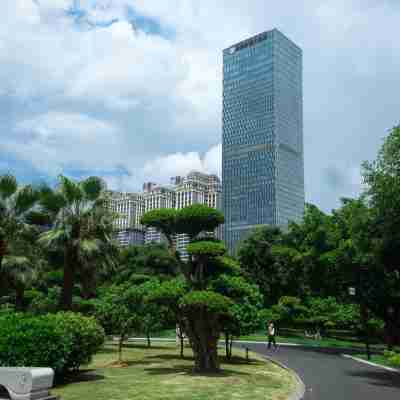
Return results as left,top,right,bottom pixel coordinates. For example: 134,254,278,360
0,312,105,374
53,312,105,371
384,350,400,367
0,313,72,374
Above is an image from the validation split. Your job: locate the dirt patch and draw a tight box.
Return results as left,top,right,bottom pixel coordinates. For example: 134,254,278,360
105,361,130,368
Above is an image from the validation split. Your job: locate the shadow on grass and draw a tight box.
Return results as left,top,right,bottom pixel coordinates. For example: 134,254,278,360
55,370,105,388
107,342,171,351
145,352,263,367
144,364,251,378
97,347,117,354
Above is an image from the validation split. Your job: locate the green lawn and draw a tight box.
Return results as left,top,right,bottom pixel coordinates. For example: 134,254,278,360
239,334,384,350
147,329,385,351
53,342,297,400
353,353,400,370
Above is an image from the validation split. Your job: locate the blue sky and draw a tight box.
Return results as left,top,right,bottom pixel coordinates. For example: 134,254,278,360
1,0,399,212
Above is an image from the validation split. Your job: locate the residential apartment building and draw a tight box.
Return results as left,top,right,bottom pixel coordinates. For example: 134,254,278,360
106,191,145,247
174,171,222,258
142,183,176,245
106,171,222,257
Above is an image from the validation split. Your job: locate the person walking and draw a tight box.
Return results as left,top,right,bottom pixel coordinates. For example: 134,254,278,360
267,321,277,350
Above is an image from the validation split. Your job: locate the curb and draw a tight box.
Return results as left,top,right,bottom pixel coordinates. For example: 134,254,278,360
342,354,400,373
260,353,306,400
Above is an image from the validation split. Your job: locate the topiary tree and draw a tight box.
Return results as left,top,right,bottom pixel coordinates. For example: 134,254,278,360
142,204,237,372
180,290,232,370
140,209,177,250
175,204,224,239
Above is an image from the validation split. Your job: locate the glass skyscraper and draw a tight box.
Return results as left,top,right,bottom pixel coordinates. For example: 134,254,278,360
222,29,304,253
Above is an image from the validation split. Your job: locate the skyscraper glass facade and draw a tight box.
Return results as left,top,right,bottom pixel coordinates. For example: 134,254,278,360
222,29,304,253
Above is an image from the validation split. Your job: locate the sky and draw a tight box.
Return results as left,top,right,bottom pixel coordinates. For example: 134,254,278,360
0,0,399,213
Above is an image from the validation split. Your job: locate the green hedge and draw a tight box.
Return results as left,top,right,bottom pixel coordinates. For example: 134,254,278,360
0,312,105,375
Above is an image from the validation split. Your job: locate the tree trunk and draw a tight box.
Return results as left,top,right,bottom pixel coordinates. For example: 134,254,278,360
180,335,184,358
384,306,400,350
15,285,25,311
81,269,96,300
225,333,230,360
60,247,76,310
118,335,124,362
146,332,151,348
185,311,220,373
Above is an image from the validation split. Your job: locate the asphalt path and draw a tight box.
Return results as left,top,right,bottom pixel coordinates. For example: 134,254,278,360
243,343,400,400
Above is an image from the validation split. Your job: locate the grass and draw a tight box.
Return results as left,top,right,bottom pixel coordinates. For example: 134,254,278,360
149,329,385,350
53,342,298,400
239,333,382,349
353,353,400,370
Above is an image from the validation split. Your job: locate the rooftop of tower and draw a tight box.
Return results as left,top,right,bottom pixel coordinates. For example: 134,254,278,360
223,28,301,55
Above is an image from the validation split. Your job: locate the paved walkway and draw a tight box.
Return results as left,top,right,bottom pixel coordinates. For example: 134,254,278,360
244,342,400,400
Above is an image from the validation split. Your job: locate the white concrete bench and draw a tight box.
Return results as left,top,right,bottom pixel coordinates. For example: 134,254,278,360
0,368,58,400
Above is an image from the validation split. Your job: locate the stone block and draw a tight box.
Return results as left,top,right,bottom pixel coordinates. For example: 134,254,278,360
0,368,58,400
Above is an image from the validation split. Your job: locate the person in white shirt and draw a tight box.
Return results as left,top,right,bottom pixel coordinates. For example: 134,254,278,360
267,321,277,350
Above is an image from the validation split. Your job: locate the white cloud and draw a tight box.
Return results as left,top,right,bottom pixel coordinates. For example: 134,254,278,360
4,112,123,174
141,144,221,185
1,0,400,212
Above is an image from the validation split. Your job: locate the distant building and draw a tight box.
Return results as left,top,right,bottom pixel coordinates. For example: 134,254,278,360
222,29,305,254
106,171,222,257
115,228,145,247
106,191,145,246
174,171,222,259
142,185,176,245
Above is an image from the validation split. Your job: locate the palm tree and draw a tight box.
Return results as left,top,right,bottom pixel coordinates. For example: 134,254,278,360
0,174,39,272
1,255,36,310
38,175,115,310
79,205,119,299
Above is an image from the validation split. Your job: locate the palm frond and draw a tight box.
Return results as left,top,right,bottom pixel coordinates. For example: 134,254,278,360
59,175,83,204
38,184,67,216
78,238,102,257
14,185,39,216
38,228,69,249
2,255,36,286
80,176,106,201
0,174,17,200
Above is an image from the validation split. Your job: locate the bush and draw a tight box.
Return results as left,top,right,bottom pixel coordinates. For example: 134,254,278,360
0,313,71,374
53,312,105,371
384,350,400,367
0,312,105,375
29,287,60,314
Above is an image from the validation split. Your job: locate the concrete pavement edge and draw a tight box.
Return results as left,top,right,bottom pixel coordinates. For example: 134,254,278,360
342,354,400,374
260,352,306,400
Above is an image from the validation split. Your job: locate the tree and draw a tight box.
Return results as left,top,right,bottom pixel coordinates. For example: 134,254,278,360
38,175,115,310
140,209,177,251
0,174,39,271
117,243,178,284
362,125,400,348
142,204,233,372
135,280,165,348
212,273,263,359
92,284,140,363
238,226,292,306
145,277,188,358
0,174,43,307
78,206,119,299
